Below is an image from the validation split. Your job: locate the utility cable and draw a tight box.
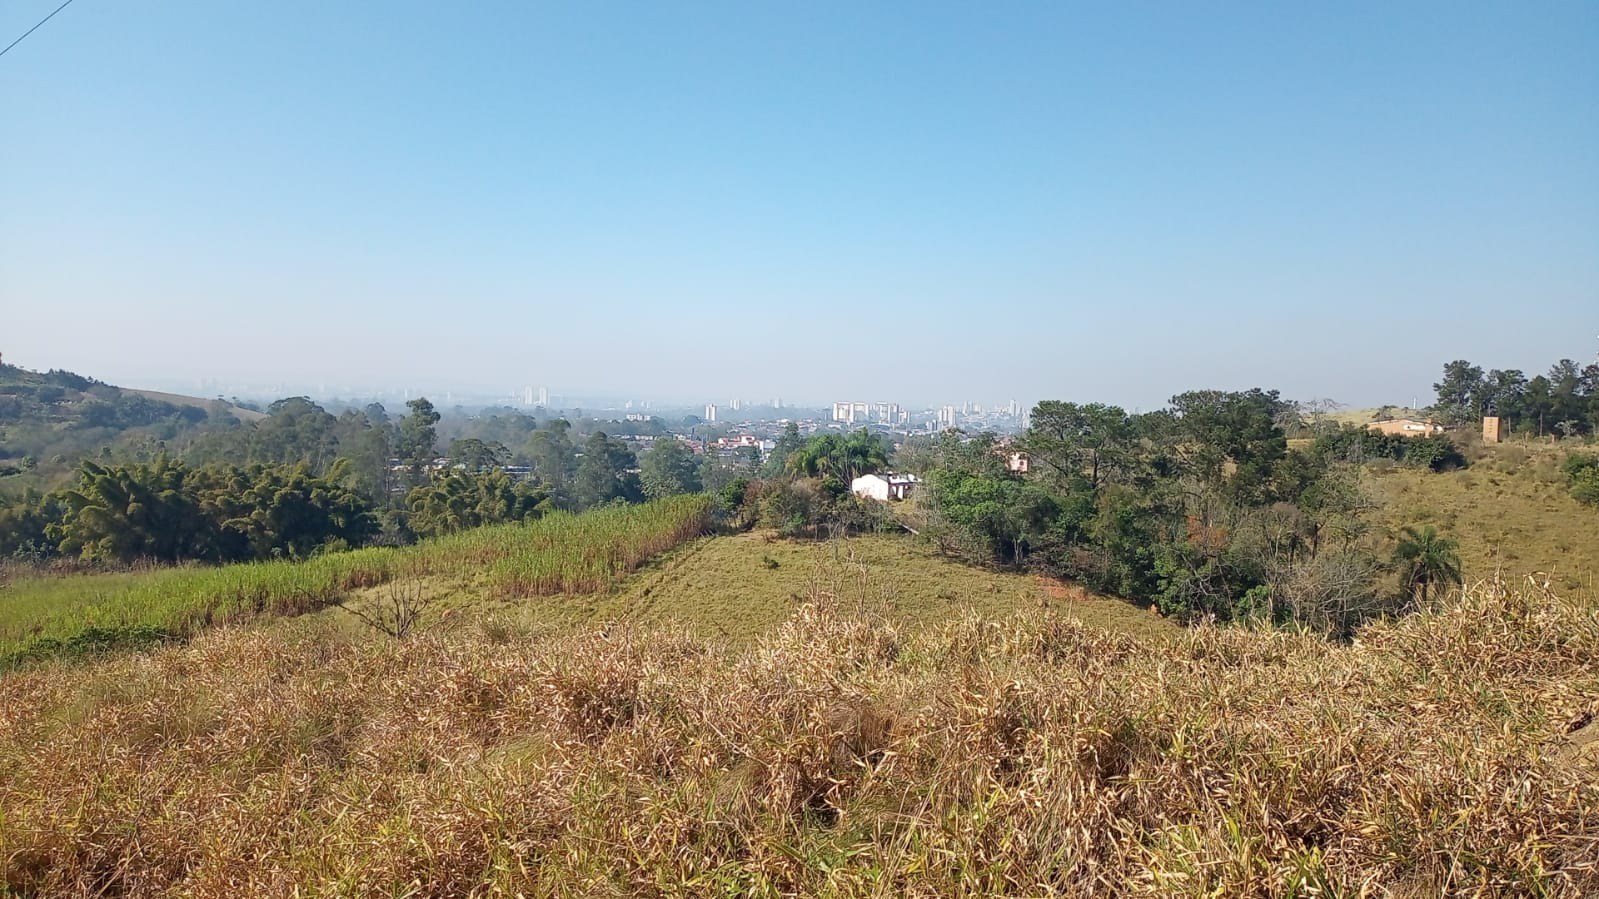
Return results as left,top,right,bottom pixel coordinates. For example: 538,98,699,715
0,0,79,61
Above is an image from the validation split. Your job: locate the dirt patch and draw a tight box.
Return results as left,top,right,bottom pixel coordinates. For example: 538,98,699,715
1036,576,1112,605
1554,707,1599,767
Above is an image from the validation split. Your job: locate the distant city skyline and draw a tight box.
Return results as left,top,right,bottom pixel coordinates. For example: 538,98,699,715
7,344,1599,418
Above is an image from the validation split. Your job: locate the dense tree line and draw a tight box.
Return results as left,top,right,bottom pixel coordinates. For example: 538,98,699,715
1,458,375,563
3,393,587,562
0,379,754,561
1311,428,1466,472
0,453,571,563
913,391,1462,637
1432,357,1599,437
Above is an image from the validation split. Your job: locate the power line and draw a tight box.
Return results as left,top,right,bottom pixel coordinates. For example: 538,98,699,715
0,0,78,61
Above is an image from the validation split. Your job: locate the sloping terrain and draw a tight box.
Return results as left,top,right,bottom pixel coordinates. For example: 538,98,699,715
477,532,1179,643
1,578,1593,896
1366,441,1599,592
122,387,266,422
0,363,258,494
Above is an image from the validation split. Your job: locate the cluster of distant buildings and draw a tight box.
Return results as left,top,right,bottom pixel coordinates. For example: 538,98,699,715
831,401,906,426
829,398,1026,433
1365,416,1506,443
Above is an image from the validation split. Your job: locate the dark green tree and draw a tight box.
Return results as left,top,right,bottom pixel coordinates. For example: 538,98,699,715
573,431,641,509
50,458,211,562
639,439,702,500
761,421,805,477
194,460,377,560
447,437,511,472
786,429,888,485
1022,401,1134,495
525,419,578,505
1432,360,1485,424
406,470,553,538
1165,389,1289,507
396,398,441,484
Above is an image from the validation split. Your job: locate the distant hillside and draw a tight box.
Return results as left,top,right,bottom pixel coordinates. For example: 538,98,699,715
0,360,258,493
1329,406,1430,425
121,387,267,422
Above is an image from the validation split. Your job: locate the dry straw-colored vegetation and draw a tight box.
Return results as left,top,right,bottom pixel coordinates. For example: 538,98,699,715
3,572,1595,897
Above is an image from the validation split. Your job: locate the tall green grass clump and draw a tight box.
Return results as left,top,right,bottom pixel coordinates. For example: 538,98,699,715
0,495,712,667
483,495,714,597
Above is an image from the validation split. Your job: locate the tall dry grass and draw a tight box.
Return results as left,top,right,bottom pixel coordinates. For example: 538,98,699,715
1,576,1595,897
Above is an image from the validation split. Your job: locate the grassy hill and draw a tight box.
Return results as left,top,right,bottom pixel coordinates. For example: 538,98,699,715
0,488,1595,894
123,387,266,422
2,430,1596,893
464,531,1178,644
1366,440,1599,593
0,361,261,495
1,524,1175,669
1327,405,1429,425
0,497,715,667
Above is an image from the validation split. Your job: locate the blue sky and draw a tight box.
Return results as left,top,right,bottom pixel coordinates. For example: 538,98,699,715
2,1,1595,408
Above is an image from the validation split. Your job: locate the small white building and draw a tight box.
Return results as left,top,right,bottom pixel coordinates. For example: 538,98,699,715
1366,418,1444,438
851,472,920,502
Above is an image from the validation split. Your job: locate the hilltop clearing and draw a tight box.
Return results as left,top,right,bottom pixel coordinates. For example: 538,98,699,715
121,387,266,422
469,531,1179,643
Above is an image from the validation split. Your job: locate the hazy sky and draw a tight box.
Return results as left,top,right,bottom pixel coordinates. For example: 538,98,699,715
2,1,1595,408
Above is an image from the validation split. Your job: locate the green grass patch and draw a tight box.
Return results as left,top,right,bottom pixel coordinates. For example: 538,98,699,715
490,530,1180,643
0,495,712,668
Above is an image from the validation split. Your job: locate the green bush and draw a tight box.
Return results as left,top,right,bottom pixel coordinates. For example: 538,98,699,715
1565,455,1599,507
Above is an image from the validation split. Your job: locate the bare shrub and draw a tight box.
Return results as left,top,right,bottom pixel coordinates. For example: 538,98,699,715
336,577,436,639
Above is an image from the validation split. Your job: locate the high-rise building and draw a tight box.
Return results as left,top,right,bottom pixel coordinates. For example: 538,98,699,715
833,401,870,424
537,387,549,407
704,404,717,422
523,386,535,406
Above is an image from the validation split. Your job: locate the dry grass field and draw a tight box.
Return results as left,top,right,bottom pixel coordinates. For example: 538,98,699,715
1,574,1594,896
1366,440,1599,593
2,462,1596,896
